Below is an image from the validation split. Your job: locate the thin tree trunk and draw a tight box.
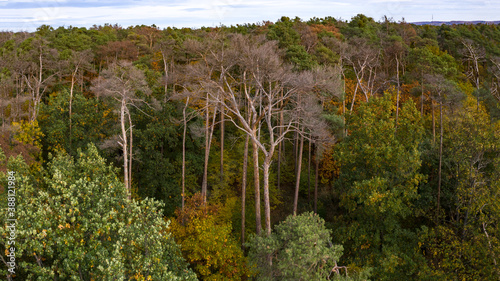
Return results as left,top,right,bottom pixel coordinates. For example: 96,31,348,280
128,109,133,197
162,52,168,101
202,101,217,203
395,56,400,127
69,71,76,152
294,131,298,174
437,100,443,220
262,158,272,236
181,97,190,211
314,149,319,213
432,101,436,144
241,134,249,249
293,134,304,215
277,141,282,190
202,104,210,200
120,100,129,199
277,90,283,190
350,83,359,111
421,73,424,117
220,108,224,184
307,140,311,205
252,137,261,235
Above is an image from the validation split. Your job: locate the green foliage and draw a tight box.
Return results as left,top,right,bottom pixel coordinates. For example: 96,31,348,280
267,17,301,48
133,102,203,217
341,14,379,42
0,144,196,280
286,44,317,70
170,194,249,280
419,96,500,279
38,90,113,155
407,46,459,79
247,212,349,281
334,94,426,278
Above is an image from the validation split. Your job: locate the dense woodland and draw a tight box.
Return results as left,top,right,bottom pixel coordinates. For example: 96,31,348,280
0,14,499,280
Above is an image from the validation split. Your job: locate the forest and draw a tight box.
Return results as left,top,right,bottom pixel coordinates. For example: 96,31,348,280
0,14,499,280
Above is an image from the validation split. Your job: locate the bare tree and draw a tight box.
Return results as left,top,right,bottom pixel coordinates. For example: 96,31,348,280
182,34,227,203
489,57,500,102
92,61,151,198
461,39,486,109
20,37,61,121
343,37,382,105
154,38,176,100
203,34,341,235
168,66,202,211
66,49,93,152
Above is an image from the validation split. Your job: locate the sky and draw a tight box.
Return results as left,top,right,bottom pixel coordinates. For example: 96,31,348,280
0,0,498,32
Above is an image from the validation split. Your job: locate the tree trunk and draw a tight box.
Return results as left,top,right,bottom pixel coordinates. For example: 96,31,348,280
294,131,298,174
202,105,209,201
350,83,359,111
120,99,129,199
262,157,272,236
252,137,262,235
293,134,304,215
162,52,168,101
395,56,400,127
307,140,311,205
314,150,319,213
220,108,225,184
241,134,249,249
202,101,217,203
69,71,76,153
277,89,284,190
432,100,436,144
128,108,133,197
421,73,424,117
277,141,282,190
437,100,443,220
181,97,189,211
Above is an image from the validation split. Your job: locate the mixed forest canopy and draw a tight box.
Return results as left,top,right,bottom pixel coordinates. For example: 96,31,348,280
0,14,499,280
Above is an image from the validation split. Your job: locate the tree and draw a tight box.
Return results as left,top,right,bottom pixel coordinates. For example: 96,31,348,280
92,60,151,198
204,34,341,236
420,96,500,280
65,49,93,152
170,193,249,280
334,94,425,278
0,144,196,280
424,74,463,219
346,37,383,104
246,212,348,281
461,39,485,108
181,35,223,203
38,89,113,155
19,36,61,121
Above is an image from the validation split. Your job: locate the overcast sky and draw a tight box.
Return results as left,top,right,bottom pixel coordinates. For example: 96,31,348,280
0,0,498,31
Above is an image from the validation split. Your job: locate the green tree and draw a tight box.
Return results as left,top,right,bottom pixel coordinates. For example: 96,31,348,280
133,101,203,217
420,96,500,280
247,212,358,281
334,94,426,278
38,90,113,155
0,144,196,280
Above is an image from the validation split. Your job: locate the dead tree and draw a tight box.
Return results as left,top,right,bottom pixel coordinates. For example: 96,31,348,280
92,61,151,198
